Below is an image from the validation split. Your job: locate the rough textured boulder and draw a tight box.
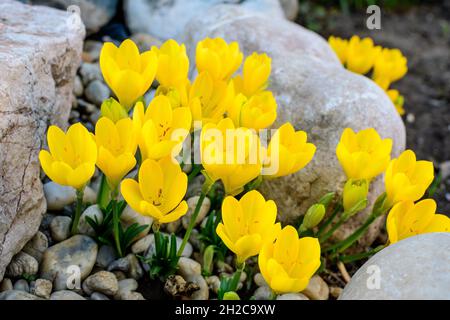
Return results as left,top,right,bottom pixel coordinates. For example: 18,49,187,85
340,233,450,300
0,0,85,281
124,0,285,41
182,5,406,247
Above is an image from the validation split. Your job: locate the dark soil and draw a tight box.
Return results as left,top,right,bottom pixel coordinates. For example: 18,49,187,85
297,1,450,214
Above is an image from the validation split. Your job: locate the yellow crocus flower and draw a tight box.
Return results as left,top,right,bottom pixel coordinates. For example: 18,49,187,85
39,123,97,190
336,128,392,181
233,52,271,97
95,117,138,189
385,150,434,206
189,71,235,125
264,123,316,178
196,37,243,81
346,36,381,75
258,225,321,294
121,158,188,224
100,39,158,109
227,92,277,130
201,118,262,195
328,36,349,64
100,98,129,123
151,39,189,88
216,190,281,264
387,199,450,245
373,48,408,83
133,96,192,160
387,89,405,116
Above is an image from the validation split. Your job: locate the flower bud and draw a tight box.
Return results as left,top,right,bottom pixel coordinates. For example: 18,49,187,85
301,204,326,231
318,192,335,207
100,98,129,123
343,179,369,216
223,291,240,300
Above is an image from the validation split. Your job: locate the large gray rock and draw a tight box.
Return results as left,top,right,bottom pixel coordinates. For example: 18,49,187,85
0,290,43,300
0,0,84,281
340,233,450,300
40,235,98,291
182,5,405,247
124,0,285,41
20,0,117,34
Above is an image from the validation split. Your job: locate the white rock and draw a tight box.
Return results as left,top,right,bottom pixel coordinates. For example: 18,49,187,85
182,196,211,229
177,257,201,278
44,182,97,211
121,291,146,300
50,216,72,242
78,205,103,236
206,275,221,294
277,293,309,300
254,273,268,287
40,235,98,291
340,233,450,300
0,0,84,281
114,278,138,300
253,286,272,300
184,274,209,300
182,4,405,247
302,275,329,300
124,0,285,41
22,231,48,263
50,290,86,300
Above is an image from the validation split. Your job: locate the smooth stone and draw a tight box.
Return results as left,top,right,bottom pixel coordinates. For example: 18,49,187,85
96,245,117,269
181,196,211,229
177,257,201,278
121,206,153,241
165,219,181,234
40,235,98,291
84,80,110,106
74,75,84,97
50,290,86,300
83,271,118,296
330,286,343,299
79,62,103,86
254,273,268,287
83,40,103,62
124,0,284,41
5,252,38,278
302,275,329,300
114,278,138,300
22,231,49,263
90,292,110,300
30,279,52,299
78,205,103,237
277,293,309,300
50,216,72,242
279,0,299,20
0,0,84,281
121,291,145,300
0,278,13,292
13,279,29,293
340,233,450,300
0,290,42,300
253,286,272,300
44,182,97,211
206,275,220,294
108,254,143,280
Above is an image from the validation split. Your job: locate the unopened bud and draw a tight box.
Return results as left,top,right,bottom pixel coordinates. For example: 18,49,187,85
300,204,326,231
343,179,369,217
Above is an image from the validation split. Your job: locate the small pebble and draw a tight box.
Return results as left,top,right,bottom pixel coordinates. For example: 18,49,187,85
206,276,220,294
73,75,84,97
121,291,145,300
254,273,267,287
6,252,38,278
302,275,329,300
177,257,201,278
114,278,138,300
96,245,117,269
50,290,86,300
253,286,272,300
85,80,110,106
182,196,211,229
50,216,72,242
22,231,48,263
79,62,102,85
90,292,110,300
277,293,309,300
330,286,343,299
83,271,118,296
0,279,13,292
13,279,29,293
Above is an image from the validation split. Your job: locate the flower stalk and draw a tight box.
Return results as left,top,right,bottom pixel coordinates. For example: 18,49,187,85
71,188,85,235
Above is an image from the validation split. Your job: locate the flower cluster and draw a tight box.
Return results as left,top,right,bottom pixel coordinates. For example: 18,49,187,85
328,35,407,115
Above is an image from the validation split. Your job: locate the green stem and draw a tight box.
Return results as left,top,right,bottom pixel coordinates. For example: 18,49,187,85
71,188,85,235
269,290,277,300
317,203,342,237
339,245,386,263
177,182,213,257
97,174,111,210
188,164,202,183
112,200,123,257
